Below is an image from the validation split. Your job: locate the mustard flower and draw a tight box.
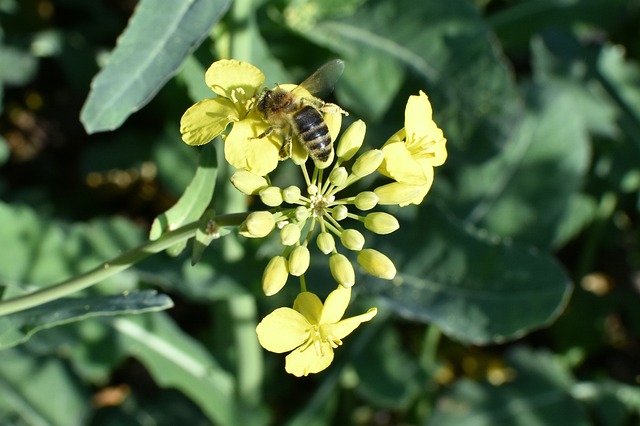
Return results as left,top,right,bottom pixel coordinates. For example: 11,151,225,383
179,59,278,175
376,91,447,206
231,119,400,295
256,286,377,376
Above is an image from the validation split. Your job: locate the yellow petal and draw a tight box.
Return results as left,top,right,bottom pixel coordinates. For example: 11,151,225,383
224,119,280,176
205,59,265,100
285,341,334,377
256,307,310,353
319,286,351,324
180,98,236,146
331,307,377,340
405,91,434,139
293,292,323,325
379,141,427,185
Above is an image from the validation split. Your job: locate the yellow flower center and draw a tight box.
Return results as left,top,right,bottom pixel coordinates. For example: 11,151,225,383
406,134,438,160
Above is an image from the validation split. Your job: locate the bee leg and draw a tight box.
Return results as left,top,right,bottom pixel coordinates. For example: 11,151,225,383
278,133,292,161
254,126,276,140
321,102,349,116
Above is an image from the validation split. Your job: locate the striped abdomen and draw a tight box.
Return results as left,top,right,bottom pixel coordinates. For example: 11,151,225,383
292,105,332,162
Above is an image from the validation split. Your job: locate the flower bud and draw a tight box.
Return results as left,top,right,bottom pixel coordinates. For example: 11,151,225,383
364,212,399,235
331,205,348,221
316,232,335,254
230,170,269,195
239,211,275,238
259,186,283,207
262,255,289,296
295,206,310,222
354,191,379,211
374,182,424,206
329,253,355,288
288,245,310,276
357,249,396,280
340,229,365,251
328,167,348,187
352,149,384,178
336,120,366,161
280,223,301,246
282,185,302,204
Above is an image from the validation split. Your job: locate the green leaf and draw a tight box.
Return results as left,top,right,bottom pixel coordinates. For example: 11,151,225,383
429,346,590,426
0,202,144,294
0,347,89,426
364,205,572,345
150,142,218,256
110,312,236,426
80,0,232,133
294,0,521,158
0,290,173,350
453,81,590,249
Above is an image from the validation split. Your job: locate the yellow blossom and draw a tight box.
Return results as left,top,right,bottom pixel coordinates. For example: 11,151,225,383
377,91,447,206
179,59,281,176
256,286,377,376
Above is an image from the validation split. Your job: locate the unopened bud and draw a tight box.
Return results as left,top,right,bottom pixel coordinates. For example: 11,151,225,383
329,167,348,187
230,170,269,195
295,206,310,222
329,253,355,288
374,182,423,206
340,229,365,251
259,186,283,207
316,232,335,254
332,205,348,221
336,120,366,161
288,245,310,276
352,149,384,178
280,223,301,246
357,249,396,280
262,256,289,296
364,212,399,235
354,191,379,211
282,185,302,204
239,211,275,238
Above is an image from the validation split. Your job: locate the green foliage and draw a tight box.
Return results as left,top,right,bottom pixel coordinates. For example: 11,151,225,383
2,0,640,424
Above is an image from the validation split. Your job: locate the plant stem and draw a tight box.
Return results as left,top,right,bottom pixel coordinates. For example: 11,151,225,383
0,213,249,317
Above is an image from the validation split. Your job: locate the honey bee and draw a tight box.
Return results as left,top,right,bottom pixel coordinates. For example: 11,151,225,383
254,59,348,167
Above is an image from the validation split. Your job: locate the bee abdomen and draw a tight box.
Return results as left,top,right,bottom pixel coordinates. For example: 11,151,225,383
294,106,332,161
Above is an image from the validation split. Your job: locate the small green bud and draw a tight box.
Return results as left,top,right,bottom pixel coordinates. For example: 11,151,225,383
230,170,269,195
340,228,365,251
295,206,310,222
239,211,275,238
329,253,355,287
331,204,348,221
354,191,379,211
364,212,399,235
280,223,301,246
357,248,396,280
316,231,335,254
288,245,310,276
259,186,283,207
328,167,348,187
336,120,366,161
352,149,384,178
282,185,302,204
262,255,289,296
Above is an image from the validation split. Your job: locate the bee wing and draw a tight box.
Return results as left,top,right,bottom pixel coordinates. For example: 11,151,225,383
293,59,345,99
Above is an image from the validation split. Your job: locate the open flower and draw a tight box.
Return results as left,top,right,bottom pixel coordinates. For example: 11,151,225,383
376,91,447,206
256,286,377,376
179,59,282,176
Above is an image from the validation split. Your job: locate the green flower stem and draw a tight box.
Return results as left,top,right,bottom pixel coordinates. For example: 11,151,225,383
0,213,250,317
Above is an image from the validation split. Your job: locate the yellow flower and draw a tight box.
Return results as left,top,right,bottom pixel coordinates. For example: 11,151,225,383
179,59,281,176
256,286,377,376
377,91,447,206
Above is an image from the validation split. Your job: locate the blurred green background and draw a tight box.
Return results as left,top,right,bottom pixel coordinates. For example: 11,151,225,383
1,0,640,424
